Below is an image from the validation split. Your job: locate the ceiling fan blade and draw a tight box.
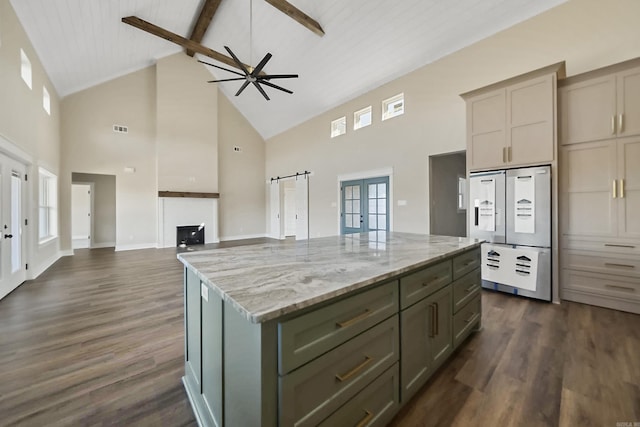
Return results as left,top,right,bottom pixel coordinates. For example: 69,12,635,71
198,60,245,77
258,74,299,80
235,80,251,96
208,77,247,83
252,82,271,101
224,46,250,75
251,53,272,76
259,79,293,94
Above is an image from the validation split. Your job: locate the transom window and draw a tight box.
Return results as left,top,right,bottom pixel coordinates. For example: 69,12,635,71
382,93,404,121
354,106,372,130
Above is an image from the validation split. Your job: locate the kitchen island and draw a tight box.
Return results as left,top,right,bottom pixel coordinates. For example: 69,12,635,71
178,232,482,427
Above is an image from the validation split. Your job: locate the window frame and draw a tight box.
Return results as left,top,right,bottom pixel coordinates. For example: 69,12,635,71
20,48,32,90
39,167,58,243
330,116,346,138
382,93,404,121
353,106,372,130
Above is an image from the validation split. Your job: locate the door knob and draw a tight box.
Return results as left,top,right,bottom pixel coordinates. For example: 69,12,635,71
4,234,13,239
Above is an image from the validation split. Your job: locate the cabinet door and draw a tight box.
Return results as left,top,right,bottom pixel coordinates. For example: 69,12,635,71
617,67,640,138
185,268,202,389
559,76,616,145
400,298,431,402
560,141,618,237
507,74,555,165
617,138,640,238
428,285,452,368
467,89,506,170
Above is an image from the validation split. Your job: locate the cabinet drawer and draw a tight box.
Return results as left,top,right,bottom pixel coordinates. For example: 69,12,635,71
278,281,398,375
318,363,400,427
400,261,451,309
562,250,640,278
562,269,640,301
279,315,399,427
453,248,481,280
452,268,481,313
453,294,481,348
562,237,640,256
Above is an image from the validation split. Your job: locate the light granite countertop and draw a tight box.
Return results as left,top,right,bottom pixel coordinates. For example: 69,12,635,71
177,232,482,323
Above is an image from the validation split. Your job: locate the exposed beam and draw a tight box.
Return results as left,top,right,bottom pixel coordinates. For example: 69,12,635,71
122,16,253,72
186,0,223,57
264,0,324,37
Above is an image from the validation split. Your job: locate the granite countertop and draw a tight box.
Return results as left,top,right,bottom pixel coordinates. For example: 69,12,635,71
177,232,482,323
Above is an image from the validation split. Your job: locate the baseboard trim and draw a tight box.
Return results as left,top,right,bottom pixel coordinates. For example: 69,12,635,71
91,242,116,249
219,233,267,242
115,243,158,252
30,252,63,279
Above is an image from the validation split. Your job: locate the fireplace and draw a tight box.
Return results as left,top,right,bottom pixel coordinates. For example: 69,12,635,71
176,225,205,247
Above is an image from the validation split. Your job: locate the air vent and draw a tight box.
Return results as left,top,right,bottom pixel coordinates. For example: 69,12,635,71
113,124,128,134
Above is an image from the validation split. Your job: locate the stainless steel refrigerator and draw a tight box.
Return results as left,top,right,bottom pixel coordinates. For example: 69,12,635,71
469,165,551,301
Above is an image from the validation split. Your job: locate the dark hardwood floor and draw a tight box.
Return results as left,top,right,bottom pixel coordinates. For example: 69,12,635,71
0,245,638,426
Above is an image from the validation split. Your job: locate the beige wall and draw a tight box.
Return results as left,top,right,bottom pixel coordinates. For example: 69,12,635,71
61,67,157,251
218,94,266,240
0,0,61,275
72,173,116,247
156,54,218,192
265,0,640,238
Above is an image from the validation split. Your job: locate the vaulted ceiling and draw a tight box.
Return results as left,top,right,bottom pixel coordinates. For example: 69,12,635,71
10,0,566,139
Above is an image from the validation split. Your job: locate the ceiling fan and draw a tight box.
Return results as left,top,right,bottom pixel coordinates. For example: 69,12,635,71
198,47,298,101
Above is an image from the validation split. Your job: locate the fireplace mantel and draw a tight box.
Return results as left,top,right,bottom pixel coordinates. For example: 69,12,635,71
158,191,219,199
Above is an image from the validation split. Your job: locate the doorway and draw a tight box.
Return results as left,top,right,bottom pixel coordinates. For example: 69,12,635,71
429,151,467,237
340,176,389,234
269,173,309,240
72,183,92,249
0,154,27,300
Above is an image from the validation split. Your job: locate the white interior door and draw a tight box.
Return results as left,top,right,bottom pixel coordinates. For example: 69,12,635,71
0,156,27,300
295,175,309,240
270,181,282,239
72,183,92,249
284,187,296,237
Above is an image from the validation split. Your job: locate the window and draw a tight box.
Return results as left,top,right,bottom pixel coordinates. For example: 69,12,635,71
43,86,51,115
457,176,467,212
39,167,58,242
354,106,372,130
20,49,32,89
331,116,346,138
382,93,404,121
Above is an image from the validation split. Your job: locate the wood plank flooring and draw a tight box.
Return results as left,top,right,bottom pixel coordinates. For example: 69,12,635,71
0,244,638,426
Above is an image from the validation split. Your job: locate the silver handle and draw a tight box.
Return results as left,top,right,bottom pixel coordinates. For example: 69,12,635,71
605,284,635,292
613,180,617,199
604,243,636,249
611,115,616,134
619,113,624,133
604,262,635,269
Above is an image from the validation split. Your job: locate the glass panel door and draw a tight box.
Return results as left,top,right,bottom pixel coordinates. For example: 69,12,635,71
341,176,389,234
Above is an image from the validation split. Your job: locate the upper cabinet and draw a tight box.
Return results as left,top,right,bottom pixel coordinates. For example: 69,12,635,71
559,59,640,145
462,62,565,171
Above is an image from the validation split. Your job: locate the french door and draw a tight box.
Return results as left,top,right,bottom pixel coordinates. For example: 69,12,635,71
0,155,27,300
341,176,389,234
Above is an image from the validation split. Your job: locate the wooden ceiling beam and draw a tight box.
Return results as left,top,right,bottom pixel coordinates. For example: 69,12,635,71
264,0,324,37
186,0,223,57
122,16,253,72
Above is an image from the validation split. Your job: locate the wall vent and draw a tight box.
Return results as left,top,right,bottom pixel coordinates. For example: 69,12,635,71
113,124,128,134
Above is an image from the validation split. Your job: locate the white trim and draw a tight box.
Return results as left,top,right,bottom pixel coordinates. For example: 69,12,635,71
219,233,268,242
60,249,74,256
38,235,57,246
30,252,62,279
336,167,394,235
115,242,157,252
0,132,33,163
91,242,116,249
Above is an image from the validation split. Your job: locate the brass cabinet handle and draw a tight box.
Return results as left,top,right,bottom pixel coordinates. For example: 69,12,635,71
605,284,635,292
336,309,370,328
464,313,477,323
604,243,636,249
619,113,624,133
429,304,436,338
355,410,374,427
434,302,439,336
604,262,635,269
335,356,373,382
613,179,617,199
503,147,506,163
465,284,476,293
508,146,512,162
422,276,438,286
620,179,625,198
611,115,616,134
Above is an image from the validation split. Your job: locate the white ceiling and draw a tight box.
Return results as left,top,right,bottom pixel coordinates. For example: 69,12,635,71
10,0,566,139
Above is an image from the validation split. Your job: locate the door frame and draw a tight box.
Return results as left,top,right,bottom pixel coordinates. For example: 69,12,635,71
71,181,94,249
337,167,393,235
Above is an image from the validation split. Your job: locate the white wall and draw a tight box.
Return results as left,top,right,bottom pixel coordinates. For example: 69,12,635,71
265,0,640,238
72,172,116,248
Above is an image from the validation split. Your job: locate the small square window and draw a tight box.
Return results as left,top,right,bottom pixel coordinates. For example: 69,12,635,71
382,93,404,121
43,86,51,115
354,106,372,130
331,116,346,138
20,49,32,89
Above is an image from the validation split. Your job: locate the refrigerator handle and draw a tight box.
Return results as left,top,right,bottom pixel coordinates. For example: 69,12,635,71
474,206,479,226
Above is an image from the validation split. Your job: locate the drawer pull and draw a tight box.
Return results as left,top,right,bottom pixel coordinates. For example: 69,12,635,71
429,304,436,338
604,244,636,249
336,309,371,328
465,284,476,293
434,302,439,336
604,262,635,269
605,284,636,293
422,276,439,286
335,356,373,382
464,313,477,323
355,410,374,427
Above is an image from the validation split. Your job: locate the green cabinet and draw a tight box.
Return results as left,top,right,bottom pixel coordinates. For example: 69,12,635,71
185,268,201,390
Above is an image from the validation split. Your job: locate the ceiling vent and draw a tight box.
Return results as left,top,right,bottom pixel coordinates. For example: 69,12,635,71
113,124,128,134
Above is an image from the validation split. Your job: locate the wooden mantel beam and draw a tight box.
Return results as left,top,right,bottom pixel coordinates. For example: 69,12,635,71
186,0,224,57
264,0,324,37
122,16,252,72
